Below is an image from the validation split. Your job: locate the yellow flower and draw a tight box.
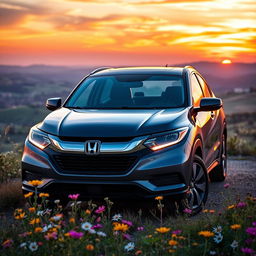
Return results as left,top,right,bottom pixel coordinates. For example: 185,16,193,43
39,193,49,198
86,244,94,251
177,236,186,240
64,233,70,237
34,227,43,233
29,207,36,213
147,234,152,238
113,223,129,232
203,209,209,213
28,180,43,187
228,204,235,209
14,212,25,220
169,249,176,253
85,209,91,215
24,192,34,198
155,227,170,234
230,224,241,230
29,218,40,225
69,218,75,224
192,242,198,246
168,240,178,246
171,234,177,238
155,196,163,200
198,231,214,238
16,209,23,213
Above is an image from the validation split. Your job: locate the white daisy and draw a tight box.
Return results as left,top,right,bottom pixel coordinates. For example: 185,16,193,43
212,225,222,234
42,224,54,233
20,242,27,248
54,199,60,204
97,231,107,237
230,240,238,249
213,233,223,244
88,228,96,234
81,222,92,231
112,214,122,221
52,215,62,221
37,210,44,216
28,242,38,252
209,251,217,255
124,242,135,252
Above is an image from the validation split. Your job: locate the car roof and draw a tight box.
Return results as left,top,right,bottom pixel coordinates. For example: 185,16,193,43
90,67,185,76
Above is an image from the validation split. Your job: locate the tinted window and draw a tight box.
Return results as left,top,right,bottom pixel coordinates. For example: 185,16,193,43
65,75,185,109
191,74,203,107
196,74,212,97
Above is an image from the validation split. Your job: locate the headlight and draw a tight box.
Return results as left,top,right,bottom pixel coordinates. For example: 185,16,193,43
144,127,189,151
28,128,51,150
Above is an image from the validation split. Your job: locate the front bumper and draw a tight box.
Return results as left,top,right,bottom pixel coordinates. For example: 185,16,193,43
22,137,193,200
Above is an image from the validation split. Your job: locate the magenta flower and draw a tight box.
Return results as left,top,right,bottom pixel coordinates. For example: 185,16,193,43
137,226,144,231
122,220,133,226
68,194,80,200
172,230,182,235
183,208,192,214
224,183,230,188
245,238,254,245
236,202,247,208
68,230,84,239
241,247,255,254
92,224,103,229
246,227,256,236
252,222,256,227
95,206,105,214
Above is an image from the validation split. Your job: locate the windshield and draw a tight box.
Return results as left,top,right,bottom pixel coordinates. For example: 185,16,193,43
65,74,185,109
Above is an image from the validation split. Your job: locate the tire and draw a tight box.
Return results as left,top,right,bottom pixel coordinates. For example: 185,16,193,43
166,155,209,215
210,134,227,182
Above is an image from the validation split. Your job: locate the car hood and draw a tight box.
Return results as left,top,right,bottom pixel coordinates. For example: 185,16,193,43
38,107,189,138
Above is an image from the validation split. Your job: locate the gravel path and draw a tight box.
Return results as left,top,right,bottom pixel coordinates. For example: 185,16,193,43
206,158,256,211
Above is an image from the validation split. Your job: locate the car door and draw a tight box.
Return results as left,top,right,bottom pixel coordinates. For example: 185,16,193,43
190,73,217,168
195,74,222,165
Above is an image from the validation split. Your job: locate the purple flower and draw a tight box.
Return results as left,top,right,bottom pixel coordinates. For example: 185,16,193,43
68,230,84,239
172,229,182,235
122,233,132,240
241,247,255,254
237,202,247,208
68,194,80,200
95,206,105,214
224,183,230,188
183,208,192,214
122,220,133,226
92,224,103,229
245,238,254,245
246,227,256,236
137,226,144,231
252,222,256,227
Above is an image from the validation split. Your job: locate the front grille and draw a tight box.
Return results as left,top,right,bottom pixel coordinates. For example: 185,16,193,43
59,136,134,142
52,154,138,175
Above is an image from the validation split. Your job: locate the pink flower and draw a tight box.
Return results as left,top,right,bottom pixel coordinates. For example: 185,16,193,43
68,230,84,239
137,226,144,231
236,202,247,208
95,206,105,214
224,183,230,188
2,239,13,248
68,194,80,200
241,247,255,254
37,242,43,246
183,208,192,214
96,216,101,222
172,230,182,235
246,227,256,236
44,232,58,240
122,220,133,226
92,224,103,229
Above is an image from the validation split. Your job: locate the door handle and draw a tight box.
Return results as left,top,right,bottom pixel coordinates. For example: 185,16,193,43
210,111,215,119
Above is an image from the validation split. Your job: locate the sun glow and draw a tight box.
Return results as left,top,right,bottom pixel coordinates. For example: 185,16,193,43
221,59,232,64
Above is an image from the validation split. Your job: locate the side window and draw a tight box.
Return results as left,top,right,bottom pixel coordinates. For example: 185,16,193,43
196,74,212,97
191,74,203,107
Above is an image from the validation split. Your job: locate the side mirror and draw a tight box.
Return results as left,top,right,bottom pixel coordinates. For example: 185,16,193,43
46,97,62,111
193,97,222,114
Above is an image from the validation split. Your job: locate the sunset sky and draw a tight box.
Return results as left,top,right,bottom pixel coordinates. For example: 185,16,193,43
0,0,255,66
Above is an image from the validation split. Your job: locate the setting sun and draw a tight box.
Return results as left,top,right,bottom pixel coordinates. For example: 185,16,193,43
222,59,232,64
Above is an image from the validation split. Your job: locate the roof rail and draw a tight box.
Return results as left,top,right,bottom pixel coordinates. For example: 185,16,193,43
90,67,112,75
